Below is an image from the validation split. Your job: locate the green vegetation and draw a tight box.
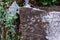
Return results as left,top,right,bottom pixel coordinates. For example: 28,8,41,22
36,0,57,6
0,1,21,40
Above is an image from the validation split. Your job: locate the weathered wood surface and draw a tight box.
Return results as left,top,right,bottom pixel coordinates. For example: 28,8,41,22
19,7,48,40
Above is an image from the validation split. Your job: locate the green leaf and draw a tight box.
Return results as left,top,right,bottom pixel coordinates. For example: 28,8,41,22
0,7,5,13
0,2,4,6
5,14,13,21
9,28,16,34
42,2,48,5
5,2,10,7
13,16,18,20
5,24,11,28
52,0,56,2
6,35,11,40
11,25,16,28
